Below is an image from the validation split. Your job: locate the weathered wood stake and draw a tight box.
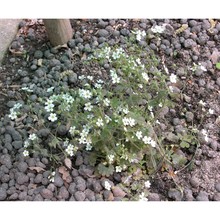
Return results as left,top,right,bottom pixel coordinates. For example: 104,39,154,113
43,19,73,46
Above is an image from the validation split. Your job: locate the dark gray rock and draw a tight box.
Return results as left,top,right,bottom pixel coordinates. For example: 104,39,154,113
74,191,86,201
47,183,56,192
216,77,220,86
15,172,29,185
68,72,78,84
36,161,46,169
196,191,209,201
34,50,43,59
184,188,195,201
78,164,95,177
9,193,18,200
75,176,86,191
190,177,200,188
68,182,76,194
5,126,22,141
95,194,103,201
1,174,10,183
172,118,180,126
168,188,183,201
12,141,23,149
58,186,69,200
37,128,50,138
198,79,206,87
84,189,95,201
148,193,161,201
34,174,43,184
213,193,220,201
40,188,53,199
98,20,108,28
17,161,28,173
184,39,196,48
189,20,197,27
4,134,12,143
27,158,36,167
4,143,13,151
112,186,126,198
0,187,7,200
57,125,67,136
71,168,79,177
215,182,220,192
0,154,12,169
103,190,114,201
75,155,84,166
92,180,103,193
33,194,44,201
98,29,109,37
18,191,28,200
176,67,186,76
185,111,194,122
54,174,63,187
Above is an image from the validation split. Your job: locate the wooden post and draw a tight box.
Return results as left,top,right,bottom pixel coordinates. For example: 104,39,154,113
43,19,73,47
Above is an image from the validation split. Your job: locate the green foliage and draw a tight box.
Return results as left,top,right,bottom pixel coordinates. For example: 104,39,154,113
7,30,198,179
216,62,220,70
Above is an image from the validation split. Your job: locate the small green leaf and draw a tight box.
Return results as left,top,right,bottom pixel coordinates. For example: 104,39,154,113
216,63,220,70
180,141,190,148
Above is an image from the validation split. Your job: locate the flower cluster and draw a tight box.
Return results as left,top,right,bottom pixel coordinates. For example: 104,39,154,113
8,103,22,120
132,30,146,41
110,69,120,84
151,25,166,34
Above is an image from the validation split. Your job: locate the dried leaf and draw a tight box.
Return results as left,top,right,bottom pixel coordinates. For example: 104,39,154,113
64,158,72,169
29,166,45,173
58,166,70,181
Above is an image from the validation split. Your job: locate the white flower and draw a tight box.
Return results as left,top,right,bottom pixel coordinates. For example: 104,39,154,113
108,154,115,164
9,110,18,120
136,131,143,140
201,129,209,142
29,133,37,141
23,150,29,157
45,103,54,112
87,114,94,119
24,140,29,148
87,75,94,81
208,109,214,114
169,86,174,93
13,103,22,110
139,192,148,201
134,30,146,41
94,83,102,89
96,118,104,127
142,136,152,144
48,171,55,182
115,166,122,173
136,58,141,65
84,102,93,111
65,144,74,156
204,135,209,142
86,144,93,151
142,72,149,82
103,98,110,106
78,75,86,80
105,115,112,124
148,106,153,111
145,180,151,188
62,94,74,104
158,103,163,107
104,181,111,190
150,139,156,148
170,73,177,83
63,139,69,147
69,126,76,136
79,89,92,99
156,120,161,124
138,84,143,89
199,63,207,72
122,117,136,127
48,113,58,122
45,99,54,106
110,70,120,84
151,25,165,34
122,108,129,114
199,100,206,106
